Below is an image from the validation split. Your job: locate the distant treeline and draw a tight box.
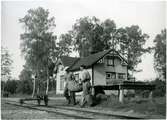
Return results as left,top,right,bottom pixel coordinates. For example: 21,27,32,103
1,79,56,96
1,78,165,97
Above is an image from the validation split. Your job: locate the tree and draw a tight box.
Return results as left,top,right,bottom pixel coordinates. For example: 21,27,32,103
117,25,150,75
70,17,150,77
19,7,57,96
153,29,166,80
58,32,73,56
1,46,13,81
72,16,114,57
101,19,117,50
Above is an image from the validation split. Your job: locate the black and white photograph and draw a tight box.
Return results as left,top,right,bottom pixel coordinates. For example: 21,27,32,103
1,0,166,119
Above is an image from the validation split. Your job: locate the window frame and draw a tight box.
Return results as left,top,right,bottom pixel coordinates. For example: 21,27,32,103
106,56,114,66
118,73,126,79
106,72,116,79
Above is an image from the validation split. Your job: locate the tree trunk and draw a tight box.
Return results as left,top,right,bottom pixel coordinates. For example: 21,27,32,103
46,68,49,95
32,77,36,98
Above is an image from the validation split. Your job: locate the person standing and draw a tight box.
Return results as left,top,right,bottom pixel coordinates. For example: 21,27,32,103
64,68,76,105
79,64,92,107
67,73,76,105
63,68,71,104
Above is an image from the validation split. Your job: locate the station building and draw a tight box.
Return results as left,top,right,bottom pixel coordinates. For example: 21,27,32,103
55,49,128,94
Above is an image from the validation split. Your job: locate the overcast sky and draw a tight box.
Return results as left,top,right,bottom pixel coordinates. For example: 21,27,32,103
1,0,166,80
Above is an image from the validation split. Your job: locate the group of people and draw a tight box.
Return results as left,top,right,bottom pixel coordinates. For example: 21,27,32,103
63,64,92,107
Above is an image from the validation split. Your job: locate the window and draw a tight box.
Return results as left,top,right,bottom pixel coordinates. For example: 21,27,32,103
106,72,116,79
106,56,114,66
60,75,65,90
106,73,111,79
118,73,126,79
97,58,104,64
75,74,79,81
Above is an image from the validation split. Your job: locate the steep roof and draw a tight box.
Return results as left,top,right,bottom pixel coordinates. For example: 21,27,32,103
60,56,79,67
68,49,127,71
58,49,127,71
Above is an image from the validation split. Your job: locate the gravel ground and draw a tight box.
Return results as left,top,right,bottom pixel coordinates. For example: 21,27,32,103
1,99,72,119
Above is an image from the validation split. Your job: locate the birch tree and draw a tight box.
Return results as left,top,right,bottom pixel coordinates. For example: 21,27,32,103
19,7,57,96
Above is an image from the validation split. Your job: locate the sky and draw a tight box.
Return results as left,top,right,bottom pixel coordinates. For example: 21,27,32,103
1,0,166,80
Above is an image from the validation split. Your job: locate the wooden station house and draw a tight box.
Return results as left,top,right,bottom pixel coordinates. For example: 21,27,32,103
56,49,128,93
55,49,155,102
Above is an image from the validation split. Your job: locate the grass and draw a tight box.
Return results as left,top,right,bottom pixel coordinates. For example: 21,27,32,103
96,95,166,117
4,91,166,118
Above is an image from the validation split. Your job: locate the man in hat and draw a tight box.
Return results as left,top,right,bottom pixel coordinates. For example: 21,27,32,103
64,68,76,105
79,64,92,107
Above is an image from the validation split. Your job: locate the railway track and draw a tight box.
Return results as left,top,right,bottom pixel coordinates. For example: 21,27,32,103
47,105,144,119
5,101,91,119
5,100,145,119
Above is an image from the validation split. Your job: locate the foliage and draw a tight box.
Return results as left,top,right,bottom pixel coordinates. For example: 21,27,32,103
58,32,73,56
1,65,34,95
1,46,13,81
16,80,33,94
153,29,166,80
64,16,150,74
4,80,18,94
151,78,166,97
117,26,150,71
71,17,116,57
19,65,33,81
17,67,33,94
135,78,166,97
19,7,57,76
19,7,58,94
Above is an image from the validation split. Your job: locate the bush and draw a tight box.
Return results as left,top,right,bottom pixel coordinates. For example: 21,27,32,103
151,78,166,97
4,80,18,94
16,79,33,94
3,91,9,97
135,79,166,98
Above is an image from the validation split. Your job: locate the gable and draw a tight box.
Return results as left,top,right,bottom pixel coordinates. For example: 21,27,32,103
54,56,79,73
96,52,128,66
